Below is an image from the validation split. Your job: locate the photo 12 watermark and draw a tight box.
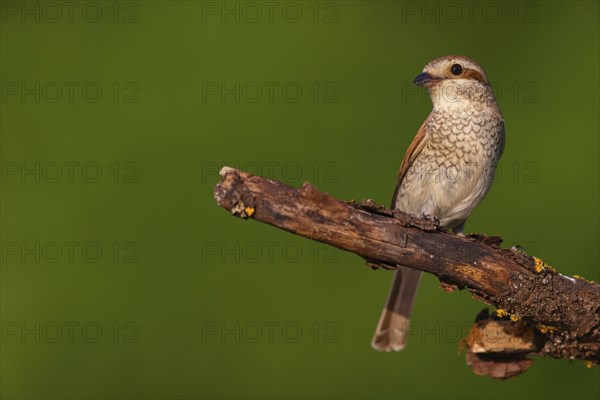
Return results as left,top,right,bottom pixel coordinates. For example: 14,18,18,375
397,161,540,185
1,321,140,343
383,319,534,345
1,161,140,184
201,321,339,344
1,1,140,24
1,241,141,264
1,82,140,104
200,1,340,24
201,161,340,185
400,80,540,104
398,1,540,24
201,241,339,264
200,81,340,104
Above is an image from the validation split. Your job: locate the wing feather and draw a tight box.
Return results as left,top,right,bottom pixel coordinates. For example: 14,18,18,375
391,115,431,205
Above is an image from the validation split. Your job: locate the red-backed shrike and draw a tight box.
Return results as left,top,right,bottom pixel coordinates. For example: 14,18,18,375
372,55,505,351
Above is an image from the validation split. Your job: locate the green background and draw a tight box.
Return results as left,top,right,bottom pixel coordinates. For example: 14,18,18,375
1,0,599,398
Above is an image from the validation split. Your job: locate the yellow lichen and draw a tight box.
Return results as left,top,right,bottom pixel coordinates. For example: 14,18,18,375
573,275,596,284
509,314,521,322
533,257,557,273
230,203,255,219
534,257,545,273
496,309,508,318
538,324,556,334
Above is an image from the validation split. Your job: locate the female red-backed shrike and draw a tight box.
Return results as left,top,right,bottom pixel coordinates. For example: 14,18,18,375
372,55,505,351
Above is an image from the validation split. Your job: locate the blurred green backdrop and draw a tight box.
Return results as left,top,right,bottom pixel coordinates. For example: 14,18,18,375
1,0,598,398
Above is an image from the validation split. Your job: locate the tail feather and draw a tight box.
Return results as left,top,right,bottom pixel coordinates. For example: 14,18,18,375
371,266,422,352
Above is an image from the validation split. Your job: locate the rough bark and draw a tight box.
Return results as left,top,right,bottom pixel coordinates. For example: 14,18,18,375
213,167,599,378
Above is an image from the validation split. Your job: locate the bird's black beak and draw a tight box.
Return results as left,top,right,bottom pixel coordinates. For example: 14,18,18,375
413,72,434,87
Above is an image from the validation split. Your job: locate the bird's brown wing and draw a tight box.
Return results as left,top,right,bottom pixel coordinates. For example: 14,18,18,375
391,115,431,205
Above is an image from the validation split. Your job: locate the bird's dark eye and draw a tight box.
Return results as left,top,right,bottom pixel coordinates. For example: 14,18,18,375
450,64,463,75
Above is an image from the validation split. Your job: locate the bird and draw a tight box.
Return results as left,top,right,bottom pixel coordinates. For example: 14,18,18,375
371,55,505,352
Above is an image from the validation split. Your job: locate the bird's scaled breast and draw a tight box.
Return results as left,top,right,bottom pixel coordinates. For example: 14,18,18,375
395,108,504,227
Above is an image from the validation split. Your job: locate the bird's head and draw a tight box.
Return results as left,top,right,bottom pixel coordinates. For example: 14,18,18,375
413,56,495,109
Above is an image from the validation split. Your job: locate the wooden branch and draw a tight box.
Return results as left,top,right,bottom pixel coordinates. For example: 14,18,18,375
213,167,599,378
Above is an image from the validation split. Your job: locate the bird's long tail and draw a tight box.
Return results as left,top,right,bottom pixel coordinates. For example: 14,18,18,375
371,266,422,351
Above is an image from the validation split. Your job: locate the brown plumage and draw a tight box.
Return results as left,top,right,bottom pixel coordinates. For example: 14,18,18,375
372,56,505,352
